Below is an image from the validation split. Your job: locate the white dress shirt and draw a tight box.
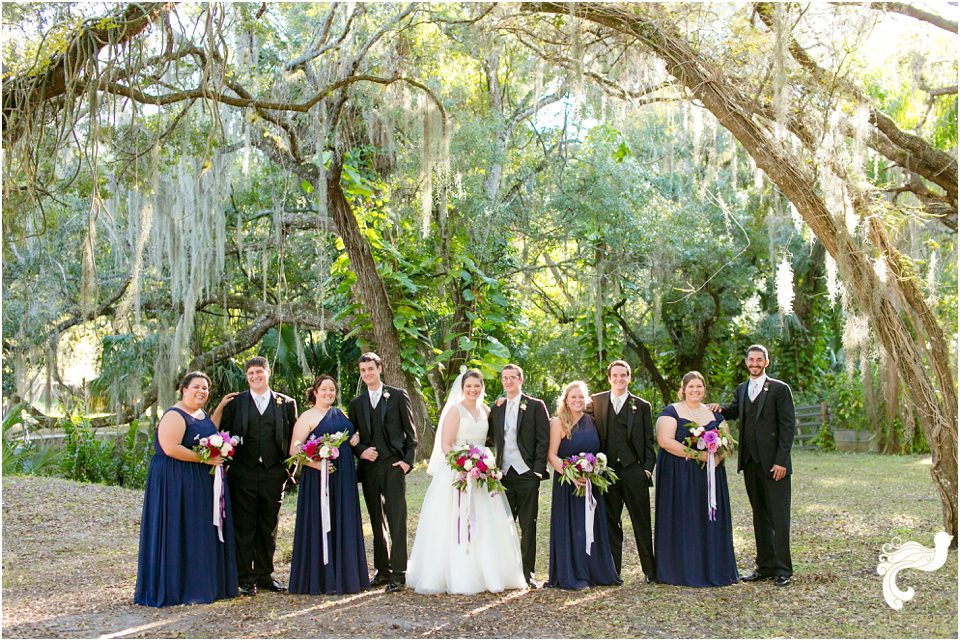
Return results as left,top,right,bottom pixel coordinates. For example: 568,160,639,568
611,392,629,415
748,375,768,402
252,390,271,415
502,395,530,475
368,385,383,409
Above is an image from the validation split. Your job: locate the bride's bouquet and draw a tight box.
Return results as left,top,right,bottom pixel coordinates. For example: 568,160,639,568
558,452,619,497
285,430,350,474
446,446,505,494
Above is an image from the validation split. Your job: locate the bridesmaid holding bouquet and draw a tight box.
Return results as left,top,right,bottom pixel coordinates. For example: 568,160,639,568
288,376,369,595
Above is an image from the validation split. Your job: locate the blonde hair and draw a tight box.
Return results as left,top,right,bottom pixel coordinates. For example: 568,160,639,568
678,371,706,400
556,380,590,438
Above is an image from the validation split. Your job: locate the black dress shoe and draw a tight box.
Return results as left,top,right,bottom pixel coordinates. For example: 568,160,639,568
774,575,791,587
370,572,390,587
740,571,771,582
525,576,542,589
258,578,287,592
385,581,404,593
644,576,657,584
239,583,257,596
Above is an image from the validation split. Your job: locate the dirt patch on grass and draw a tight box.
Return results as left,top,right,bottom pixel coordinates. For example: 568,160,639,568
2,452,956,638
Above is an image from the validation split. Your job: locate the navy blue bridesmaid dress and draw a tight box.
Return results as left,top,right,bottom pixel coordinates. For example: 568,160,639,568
654,404,738,587
547,415,622,589
135,407,239,606
288,408,370,594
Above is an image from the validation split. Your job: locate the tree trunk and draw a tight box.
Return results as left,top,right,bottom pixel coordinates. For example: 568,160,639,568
613,309,674,405
326,153,432,457
525,2,958,540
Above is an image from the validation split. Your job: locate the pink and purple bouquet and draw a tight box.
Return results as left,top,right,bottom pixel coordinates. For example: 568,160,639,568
446,446,505,494
683,421,736,467
193,431,238,475
558,452,619,497
285,430,350,474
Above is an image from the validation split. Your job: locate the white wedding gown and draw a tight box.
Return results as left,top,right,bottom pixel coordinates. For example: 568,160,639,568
407,403,526,594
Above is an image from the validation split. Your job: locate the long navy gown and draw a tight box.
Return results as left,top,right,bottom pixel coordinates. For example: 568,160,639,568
547,415,622,589
135,408,239,606
288,408,370,594
654,405,738,587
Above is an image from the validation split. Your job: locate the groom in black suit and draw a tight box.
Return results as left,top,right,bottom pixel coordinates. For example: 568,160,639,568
347,352,417,594
486,364,550,588
219,356,297,596
591,360,656,582
714,344,796,587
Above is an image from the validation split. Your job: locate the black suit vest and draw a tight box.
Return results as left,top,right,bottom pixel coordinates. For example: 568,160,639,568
605,405,637,467
742,393,760,463
234,395,282,468
368,395,398,464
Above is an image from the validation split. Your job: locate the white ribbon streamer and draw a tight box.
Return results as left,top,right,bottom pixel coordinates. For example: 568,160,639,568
584,478,596,556
458,476,474,551
321,460,332,565
707,452,717,521
213,465,225,543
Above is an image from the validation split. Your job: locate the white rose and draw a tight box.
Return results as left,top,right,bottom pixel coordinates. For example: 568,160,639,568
721,437,729,447
596,452,607,465
697,441,706,450
319,445,331,459
209,434,223,448
464,459,474,471
220,444,232,457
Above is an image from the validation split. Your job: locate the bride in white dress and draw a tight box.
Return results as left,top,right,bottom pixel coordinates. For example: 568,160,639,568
407,369,526,594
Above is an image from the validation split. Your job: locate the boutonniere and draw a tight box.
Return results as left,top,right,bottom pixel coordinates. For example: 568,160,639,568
383,390,391,401
630,399,637,412
519,400,528,412
762,382,770,394
275,396,284,406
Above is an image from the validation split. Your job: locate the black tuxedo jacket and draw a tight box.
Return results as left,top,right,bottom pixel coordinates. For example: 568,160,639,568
220,389,297,464
721,377,796,474
485,393,550,479
347,385,418,472
590,391,656,477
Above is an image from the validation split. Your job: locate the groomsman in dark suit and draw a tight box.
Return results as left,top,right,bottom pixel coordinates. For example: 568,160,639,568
591,360,657,582
347,352,417,594
712,344,796,587
486,364,550,588
219,356,297,596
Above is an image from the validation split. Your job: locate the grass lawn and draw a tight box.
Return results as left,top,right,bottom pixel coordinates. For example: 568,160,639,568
2,450,956,638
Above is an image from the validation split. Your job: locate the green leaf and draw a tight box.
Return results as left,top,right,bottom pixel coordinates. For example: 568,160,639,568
462,289,476,302
613,141,632,163
486,337,511,359
300,179,314,194
458,336,476,351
